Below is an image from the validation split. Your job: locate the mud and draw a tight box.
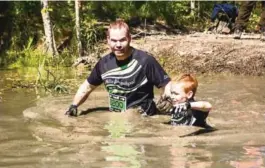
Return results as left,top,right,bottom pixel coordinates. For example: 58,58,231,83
130,33,265,76
1,74,263,167
23,75,265,147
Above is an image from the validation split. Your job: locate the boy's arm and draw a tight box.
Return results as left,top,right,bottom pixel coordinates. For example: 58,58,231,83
190,101,212,112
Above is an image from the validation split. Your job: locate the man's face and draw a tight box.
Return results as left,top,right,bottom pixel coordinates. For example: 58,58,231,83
107,28,131,60
170,82,189,105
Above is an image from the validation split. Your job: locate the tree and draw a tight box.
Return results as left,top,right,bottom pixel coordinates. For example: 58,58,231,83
75,0,83,57
190,0,195,16
41,0,58,56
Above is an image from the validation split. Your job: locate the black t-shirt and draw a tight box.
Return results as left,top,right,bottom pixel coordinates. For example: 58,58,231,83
87,48,170,115
170,99,209,128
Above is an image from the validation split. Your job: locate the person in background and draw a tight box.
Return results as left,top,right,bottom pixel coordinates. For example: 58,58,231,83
209,2,238,34
234,1,265,40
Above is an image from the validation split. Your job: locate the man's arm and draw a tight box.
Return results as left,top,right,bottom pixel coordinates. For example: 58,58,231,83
161,81,171,97
156,81,172,114
66,57,103,116
65,80,97,116
72,80,97,106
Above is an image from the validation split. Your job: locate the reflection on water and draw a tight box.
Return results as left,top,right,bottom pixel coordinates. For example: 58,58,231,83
104,114,133,138
169,145,213,168
102,113,143,168
230,142,265,168
1,70,265,167
102,144,142,168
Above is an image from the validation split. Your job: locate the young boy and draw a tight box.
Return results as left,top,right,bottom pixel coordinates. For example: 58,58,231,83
169,74,212,128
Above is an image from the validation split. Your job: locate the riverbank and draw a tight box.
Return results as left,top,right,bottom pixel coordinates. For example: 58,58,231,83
130,33,265,76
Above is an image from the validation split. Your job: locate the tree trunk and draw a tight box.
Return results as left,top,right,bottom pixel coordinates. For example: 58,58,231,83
75,0,83,57
41,0,58,56
190,0,195,16
197,1,200,17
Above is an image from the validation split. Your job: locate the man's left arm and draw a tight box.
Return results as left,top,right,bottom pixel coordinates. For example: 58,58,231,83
160,81,171,98
145,56,171,90
146,56,172,113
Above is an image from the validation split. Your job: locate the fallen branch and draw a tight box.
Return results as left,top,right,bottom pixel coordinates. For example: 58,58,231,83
72,55,99,67
131,31,166,39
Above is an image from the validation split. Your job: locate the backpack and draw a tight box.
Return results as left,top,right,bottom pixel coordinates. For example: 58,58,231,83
209,3,238,34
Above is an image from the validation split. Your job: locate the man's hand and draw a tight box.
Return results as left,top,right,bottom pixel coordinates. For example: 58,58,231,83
65,105,78,117
156,96,173,114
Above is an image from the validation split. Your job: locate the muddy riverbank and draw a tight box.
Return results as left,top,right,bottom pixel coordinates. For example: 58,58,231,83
82,33,265,76
131,33,265,76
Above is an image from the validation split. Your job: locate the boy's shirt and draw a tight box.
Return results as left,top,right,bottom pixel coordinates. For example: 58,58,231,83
170,99,209,128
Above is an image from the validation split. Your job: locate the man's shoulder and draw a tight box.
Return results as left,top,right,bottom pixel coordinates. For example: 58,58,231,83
132,48,156,62
99,52,114,62
133,48,153,57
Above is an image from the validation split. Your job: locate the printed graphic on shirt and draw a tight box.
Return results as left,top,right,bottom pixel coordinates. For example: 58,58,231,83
102,59,148,94
170,107,196,126
109,94,127,112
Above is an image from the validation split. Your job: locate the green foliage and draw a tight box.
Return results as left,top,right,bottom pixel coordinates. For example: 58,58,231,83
8,2,42,50
4,37,71,94
37,67,69,94
41,7,53,14
1,1,264,69
49,1,75,39
80,19,105,53
3,1,265,94
7,37,44,68
248,5,261,31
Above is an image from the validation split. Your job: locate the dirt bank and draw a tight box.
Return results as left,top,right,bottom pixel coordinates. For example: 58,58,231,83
129,33,265,76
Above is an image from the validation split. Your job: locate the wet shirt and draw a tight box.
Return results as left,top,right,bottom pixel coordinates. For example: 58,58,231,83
170,99,209,127
87,48,170,115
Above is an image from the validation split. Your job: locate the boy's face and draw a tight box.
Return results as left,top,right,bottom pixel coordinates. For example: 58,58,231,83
170,82,189,105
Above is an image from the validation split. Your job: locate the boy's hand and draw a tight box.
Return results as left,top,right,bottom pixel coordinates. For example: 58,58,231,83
156,96,173,114
65,105,78,117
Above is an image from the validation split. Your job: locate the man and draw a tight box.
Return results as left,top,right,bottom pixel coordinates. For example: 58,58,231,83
234,1,265,40
65,20,171,116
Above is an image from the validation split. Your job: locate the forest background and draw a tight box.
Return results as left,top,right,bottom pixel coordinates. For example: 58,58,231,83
0,1,263,93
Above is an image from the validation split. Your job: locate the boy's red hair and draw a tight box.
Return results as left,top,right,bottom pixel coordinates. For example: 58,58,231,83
173,74,198,96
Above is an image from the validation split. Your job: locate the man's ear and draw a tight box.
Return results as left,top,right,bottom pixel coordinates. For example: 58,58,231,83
187,91,194,99
107,36,110,44
128,34,131,43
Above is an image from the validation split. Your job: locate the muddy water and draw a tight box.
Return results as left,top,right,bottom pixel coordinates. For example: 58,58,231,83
1,70,265,168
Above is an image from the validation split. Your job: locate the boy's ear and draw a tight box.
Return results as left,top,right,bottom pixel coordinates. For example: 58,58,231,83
187,91,194,99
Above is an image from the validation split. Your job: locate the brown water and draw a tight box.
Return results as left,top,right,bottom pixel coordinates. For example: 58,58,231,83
1,70,265,168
